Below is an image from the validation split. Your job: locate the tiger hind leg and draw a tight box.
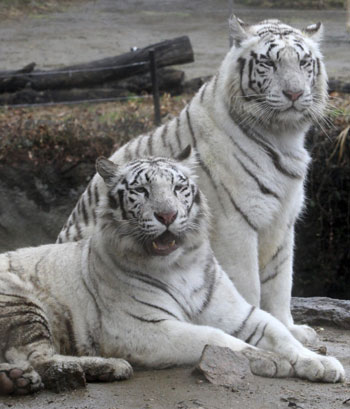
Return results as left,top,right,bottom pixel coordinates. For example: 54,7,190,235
0,294,132,394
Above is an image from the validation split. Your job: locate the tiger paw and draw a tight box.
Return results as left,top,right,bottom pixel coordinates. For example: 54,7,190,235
242,348,294,378
83,357,133,382
0,363,43,395
289,324,318,345
293,352,345,383
38,360,86,393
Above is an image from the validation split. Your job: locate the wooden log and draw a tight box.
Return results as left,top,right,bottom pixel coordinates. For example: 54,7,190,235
0,68,186,106
328,78,350,94
0,36,193,93
117,68,185,95
0,87,131,106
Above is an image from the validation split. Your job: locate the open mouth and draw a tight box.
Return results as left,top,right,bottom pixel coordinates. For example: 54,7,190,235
146,231,179,256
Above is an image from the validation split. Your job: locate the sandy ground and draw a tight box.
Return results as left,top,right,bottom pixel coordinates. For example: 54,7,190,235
0,1,350,408
0,0,349,79
0,328,349,409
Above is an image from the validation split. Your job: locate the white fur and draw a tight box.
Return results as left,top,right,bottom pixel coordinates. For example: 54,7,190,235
57,17,329,344
0,158,344,387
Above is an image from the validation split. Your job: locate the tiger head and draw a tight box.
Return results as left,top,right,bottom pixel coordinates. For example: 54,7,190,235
225,16,327,130
96,146,208,261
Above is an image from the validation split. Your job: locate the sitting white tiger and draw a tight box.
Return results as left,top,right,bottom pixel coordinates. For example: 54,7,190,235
56,17,328,344
0,150,345,395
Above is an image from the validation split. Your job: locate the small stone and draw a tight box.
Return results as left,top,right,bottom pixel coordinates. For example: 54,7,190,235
196,345,253,388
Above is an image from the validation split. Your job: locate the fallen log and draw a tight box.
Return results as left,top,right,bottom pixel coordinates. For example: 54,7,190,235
0,87,130,106
116,68,185,95
0,36,193,93
328,78,350,94
0,68,185,105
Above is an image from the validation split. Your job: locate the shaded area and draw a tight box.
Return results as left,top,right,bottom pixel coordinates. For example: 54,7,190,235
293,95,350,300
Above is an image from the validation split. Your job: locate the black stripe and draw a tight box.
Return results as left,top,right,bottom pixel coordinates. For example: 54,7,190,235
81,197,89,225
126,311,166,324
232,306,256,337
233,152,280,199
147,133,154,155
75,222,83,241
254,323,268,346
227,134,261,170
0,309,47,322
160,124,168,148
197,263,217,314
245,323,260,344
175,117,182,150
221,182,258,231
4,314,51,339
131,296,181,320
261,255,288,284
270,245,283,263
238,57,246,96
22,333,51,346
232,114,302,179
130,168,146,186
185,106,196,146
87,182,93,207
94,184,100,205
117,189,128,220
82,263,102,321
108,193,118,210
114,259,192,320
0,300,45,312
64,314,78,355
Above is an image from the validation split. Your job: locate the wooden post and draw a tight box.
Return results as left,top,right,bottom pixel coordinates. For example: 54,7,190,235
149,49,161,126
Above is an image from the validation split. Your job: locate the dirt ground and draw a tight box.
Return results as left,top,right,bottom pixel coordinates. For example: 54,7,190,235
0,0,349,79
0,1,350,408
0,328,349,409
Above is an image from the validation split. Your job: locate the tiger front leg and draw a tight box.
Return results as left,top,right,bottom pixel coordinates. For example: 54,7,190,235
199,272,345,383
210,210,261,307
118,319,296,379
259,226,317,344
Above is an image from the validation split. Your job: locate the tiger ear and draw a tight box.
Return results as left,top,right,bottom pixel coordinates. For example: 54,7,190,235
96,157,119,186
229,15,249,47
302,22,323,43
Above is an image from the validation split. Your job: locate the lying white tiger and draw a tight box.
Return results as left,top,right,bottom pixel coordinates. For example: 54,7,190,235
0,151,345,395
57,17,328,344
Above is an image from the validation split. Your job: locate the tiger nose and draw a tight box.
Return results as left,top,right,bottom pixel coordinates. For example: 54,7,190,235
154,211,178,226
283,90,304,102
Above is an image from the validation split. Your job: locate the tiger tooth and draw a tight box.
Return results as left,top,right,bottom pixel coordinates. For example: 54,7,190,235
152,241,158,249
170,240,176,247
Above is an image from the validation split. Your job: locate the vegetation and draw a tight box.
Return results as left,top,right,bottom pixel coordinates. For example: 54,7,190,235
0,0,83,19
0,92,349,298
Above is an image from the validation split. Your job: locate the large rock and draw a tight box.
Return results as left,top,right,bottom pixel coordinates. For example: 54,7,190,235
292,297,350,329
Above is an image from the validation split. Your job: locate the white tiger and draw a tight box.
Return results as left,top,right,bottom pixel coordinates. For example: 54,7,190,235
57,17,328,344
0,152,345,395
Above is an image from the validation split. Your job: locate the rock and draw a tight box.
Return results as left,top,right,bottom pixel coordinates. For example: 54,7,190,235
196,345,254,388
291,297,350,329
